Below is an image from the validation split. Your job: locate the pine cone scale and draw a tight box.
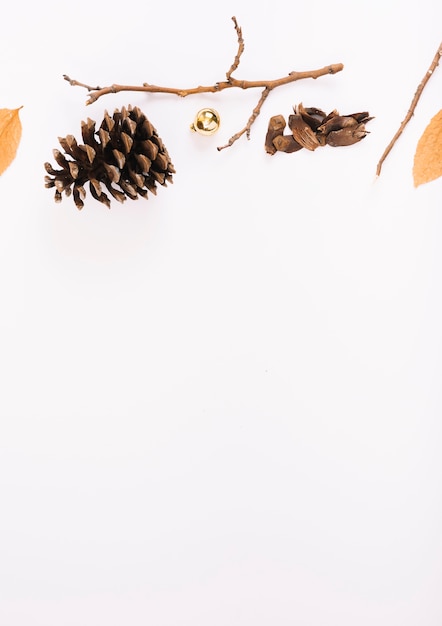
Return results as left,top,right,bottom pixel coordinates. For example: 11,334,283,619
112,149,125,169
135,153,152,173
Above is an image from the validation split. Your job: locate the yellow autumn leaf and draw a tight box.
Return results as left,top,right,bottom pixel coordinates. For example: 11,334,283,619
0,107,23,176
413,109,442,187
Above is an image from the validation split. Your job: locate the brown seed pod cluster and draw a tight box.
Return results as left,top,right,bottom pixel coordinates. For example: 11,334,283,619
44,105,175,209
265,104,373,155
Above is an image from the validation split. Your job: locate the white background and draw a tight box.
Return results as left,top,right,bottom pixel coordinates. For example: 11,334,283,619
1,1,441,624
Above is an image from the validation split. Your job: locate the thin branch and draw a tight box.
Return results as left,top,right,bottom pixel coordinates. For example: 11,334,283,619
63,17,344,150
62,77,102,92
226,16,245,80
63,66,344,103
376,41,442,177
217,87,271,150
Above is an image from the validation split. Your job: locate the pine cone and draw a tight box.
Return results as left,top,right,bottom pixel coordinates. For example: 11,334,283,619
44,105,175,209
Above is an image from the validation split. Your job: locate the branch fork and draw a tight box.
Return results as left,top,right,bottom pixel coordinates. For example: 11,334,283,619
64,17,344,150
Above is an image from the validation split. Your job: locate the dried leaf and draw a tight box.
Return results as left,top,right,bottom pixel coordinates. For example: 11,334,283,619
413,109,442,187
0,107,22,176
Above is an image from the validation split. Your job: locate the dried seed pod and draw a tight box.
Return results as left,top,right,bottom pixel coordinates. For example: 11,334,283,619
317,115,360,135
264,104,373,155
349,112,373,124
304,106,327,120
272,134,303,153
317,110,373,146
265,115,287,155
320,109,339,125
296,103,326,131
325,124,369,146
44,105,175,209
288,114,320,151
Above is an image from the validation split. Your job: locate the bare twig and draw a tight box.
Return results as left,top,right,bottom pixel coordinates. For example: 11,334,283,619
217,87,271,150
64,66,344,102
376,41,442,177
62,77,102,92
226,16,245,80
64,17,344,150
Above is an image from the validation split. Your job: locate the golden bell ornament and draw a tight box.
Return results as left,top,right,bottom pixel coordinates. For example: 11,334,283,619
190,108,221,135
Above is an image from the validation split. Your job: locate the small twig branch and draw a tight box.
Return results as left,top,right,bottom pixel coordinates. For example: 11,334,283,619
217,87,271,151
226,16,244,80
64,66,344,102
63,17,344,150
376,41,442,177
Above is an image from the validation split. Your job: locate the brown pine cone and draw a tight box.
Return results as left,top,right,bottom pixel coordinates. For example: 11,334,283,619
44,105,175,209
